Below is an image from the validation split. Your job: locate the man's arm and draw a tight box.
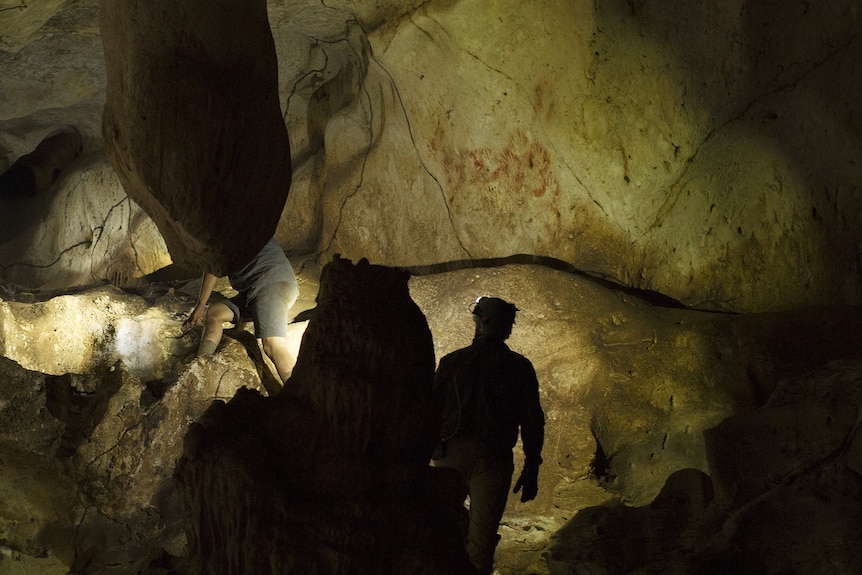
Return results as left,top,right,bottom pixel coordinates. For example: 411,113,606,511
519,361,545,465
182,272,219,332
513,360,545,502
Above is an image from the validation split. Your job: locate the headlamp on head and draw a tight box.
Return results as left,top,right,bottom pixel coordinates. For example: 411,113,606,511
468,296,485,317
470,296,519,325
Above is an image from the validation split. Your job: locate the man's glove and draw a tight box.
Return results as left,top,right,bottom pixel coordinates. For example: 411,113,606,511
512,462,539,502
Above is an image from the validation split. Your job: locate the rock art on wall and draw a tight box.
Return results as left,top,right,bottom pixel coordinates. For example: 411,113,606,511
3,1,862,311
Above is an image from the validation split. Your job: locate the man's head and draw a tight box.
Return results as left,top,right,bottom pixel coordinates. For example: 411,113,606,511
471,296,519,340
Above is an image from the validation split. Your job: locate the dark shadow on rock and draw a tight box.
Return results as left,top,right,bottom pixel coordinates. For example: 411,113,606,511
549,359,862,575
45,360,125,457
0,127,83,245
228,328,283,396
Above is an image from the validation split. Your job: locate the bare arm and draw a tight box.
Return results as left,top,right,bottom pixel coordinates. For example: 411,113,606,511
182,272,219,331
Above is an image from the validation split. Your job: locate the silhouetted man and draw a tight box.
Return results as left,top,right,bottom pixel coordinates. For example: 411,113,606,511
432,296,545,575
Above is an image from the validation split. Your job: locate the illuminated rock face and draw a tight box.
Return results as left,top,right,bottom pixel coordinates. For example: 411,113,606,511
1,1,861,311
0,286,269,574
100,0,291,276
0,156,170,290
2,2,862,574
265,0,862,313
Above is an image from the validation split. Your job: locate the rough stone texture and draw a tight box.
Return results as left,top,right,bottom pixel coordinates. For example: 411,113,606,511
547,360,862,575
0,0,71,54
3,261,859,574
546,468,722,575
0,1,104,160
0,280,286,574
100,0,292,276
2,2,862,573
705,359,862,509
0,152,170,290
288,257,440,467
272,0,862,313
175,257,473,575
2,1,861,310
0,284,180,378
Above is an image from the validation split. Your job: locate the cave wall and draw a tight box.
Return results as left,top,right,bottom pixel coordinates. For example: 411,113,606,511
273,0,862,313
1,259,860,574
0,0,860,312
2,3,862,573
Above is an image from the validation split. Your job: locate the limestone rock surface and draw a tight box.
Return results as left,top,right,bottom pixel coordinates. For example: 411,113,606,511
2,1,861,311
0,153,169,290
272,0,862,312
547,359,862,575
2,2,862,573
0,279,285,574
100,0,292,276
3,260,859,574
175,258,473,575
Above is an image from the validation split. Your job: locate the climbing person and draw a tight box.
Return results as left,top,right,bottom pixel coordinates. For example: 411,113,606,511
432,296,545,575
182,237,299,384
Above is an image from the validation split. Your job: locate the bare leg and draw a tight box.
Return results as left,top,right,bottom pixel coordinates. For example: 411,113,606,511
262,335,296,382
198,302,235,356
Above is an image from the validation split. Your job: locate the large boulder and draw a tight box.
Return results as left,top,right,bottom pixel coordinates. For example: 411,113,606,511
547,359,862,575
0,279,287,574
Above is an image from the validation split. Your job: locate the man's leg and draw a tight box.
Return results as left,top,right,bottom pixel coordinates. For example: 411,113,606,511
433,438,513,574
251,281,298,383
198,302,235,356
465,453,514,575
262,336,296,382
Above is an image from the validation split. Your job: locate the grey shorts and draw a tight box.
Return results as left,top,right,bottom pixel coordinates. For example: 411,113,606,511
222,281,298,338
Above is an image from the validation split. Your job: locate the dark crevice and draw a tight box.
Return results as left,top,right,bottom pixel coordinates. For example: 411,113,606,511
0,127,83,244
590,438,611,482
141,379,171,409
45,360,124,458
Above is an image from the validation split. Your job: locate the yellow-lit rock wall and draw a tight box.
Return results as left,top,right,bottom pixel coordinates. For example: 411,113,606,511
1,1,861,312
273,0,862,312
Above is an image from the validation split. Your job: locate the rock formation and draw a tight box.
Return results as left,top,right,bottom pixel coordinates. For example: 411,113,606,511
0,126,81,200
2,1,862,574
100,0,292,276
175,256,474,574
2,261,860,574
548,359,862,574
2,1,861,312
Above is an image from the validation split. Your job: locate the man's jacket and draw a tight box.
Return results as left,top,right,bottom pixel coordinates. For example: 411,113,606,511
434,336,545,465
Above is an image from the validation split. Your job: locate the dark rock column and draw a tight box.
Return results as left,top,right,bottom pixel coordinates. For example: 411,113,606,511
175,257,475,575
100,0,291,276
